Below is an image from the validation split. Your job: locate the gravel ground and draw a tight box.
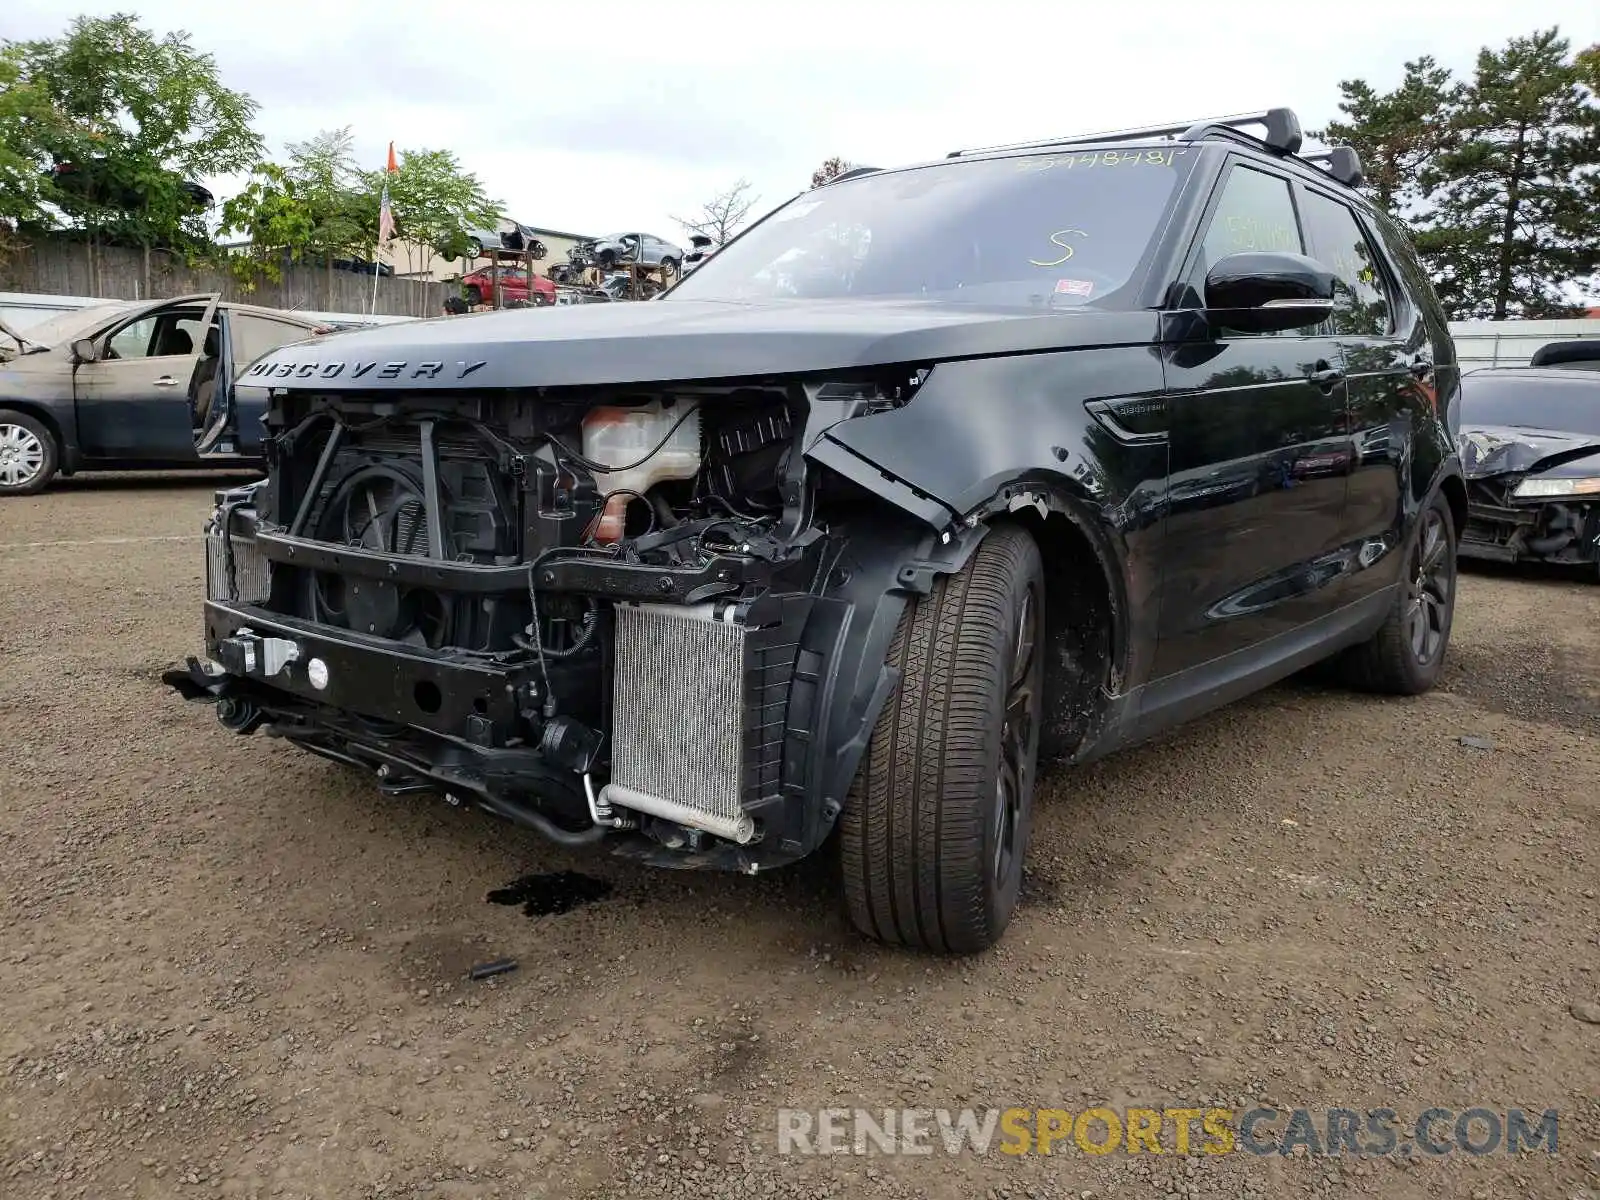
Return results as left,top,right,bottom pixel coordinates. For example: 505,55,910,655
2,476,1597,1200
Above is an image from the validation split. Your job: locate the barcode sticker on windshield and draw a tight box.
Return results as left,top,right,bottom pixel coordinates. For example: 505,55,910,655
1055,279,1095,297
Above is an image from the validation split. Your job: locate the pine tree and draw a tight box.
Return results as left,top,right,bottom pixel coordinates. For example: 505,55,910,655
1318,57,1460,217
1422,28,1600,319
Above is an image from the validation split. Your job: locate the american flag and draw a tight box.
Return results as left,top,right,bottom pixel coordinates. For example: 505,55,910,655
376,141,397,248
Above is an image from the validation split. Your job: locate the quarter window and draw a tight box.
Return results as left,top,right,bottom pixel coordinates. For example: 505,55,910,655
1299,190,1392,336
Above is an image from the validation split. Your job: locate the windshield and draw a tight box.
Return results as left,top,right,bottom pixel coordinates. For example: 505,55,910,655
668,147,1194,308
1461,372,1600,437
3,304,132,350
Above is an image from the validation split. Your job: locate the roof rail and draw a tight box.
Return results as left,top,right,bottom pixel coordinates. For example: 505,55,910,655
948,107,1304,160
1301,146,1365,189
827,166,881,184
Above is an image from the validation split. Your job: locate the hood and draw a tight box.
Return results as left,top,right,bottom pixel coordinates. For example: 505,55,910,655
240,298,1160,392
0,314,28,352
1459,424,1600,480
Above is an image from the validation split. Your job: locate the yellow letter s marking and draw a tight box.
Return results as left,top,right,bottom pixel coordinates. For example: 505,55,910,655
1030,228,1088,267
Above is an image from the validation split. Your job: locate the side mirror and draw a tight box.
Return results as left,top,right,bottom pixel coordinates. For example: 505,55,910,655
71,338,98,363
1204,252,1335,334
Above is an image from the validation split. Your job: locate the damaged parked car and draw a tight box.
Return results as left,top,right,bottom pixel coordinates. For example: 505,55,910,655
587,232,685,278
163,108,1465,952
0,296,335,495
1458,351,1600,572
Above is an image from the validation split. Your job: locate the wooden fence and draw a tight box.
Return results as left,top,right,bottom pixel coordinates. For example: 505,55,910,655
0,238,448,318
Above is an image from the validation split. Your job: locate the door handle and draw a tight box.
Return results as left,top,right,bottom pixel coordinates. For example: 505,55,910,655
1408,357,1434,380
1308,362,1343,391
154,376,179,387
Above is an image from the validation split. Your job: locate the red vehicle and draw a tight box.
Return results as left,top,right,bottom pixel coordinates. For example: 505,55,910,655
461,265,556,308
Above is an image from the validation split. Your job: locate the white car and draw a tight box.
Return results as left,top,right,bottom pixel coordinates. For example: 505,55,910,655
587,233,684,277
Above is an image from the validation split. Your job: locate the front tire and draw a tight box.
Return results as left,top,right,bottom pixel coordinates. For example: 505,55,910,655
0,410,58,496
840,524,1045,953
463,284,483,306
1338,490,1457,694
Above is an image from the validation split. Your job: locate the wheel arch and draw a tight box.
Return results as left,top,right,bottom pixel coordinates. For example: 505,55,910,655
964,474,1129,762
809,460,1132,835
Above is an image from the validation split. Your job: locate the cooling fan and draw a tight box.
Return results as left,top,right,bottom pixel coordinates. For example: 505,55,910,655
309,465,451,646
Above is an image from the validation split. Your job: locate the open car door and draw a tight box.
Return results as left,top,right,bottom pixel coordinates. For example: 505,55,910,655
196,306,328,459
71,294,221,462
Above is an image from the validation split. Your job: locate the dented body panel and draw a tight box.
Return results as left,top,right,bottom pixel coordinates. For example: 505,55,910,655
1457,368,1600,567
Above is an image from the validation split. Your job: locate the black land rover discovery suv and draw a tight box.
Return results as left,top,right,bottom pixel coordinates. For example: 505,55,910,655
166,108,1464,953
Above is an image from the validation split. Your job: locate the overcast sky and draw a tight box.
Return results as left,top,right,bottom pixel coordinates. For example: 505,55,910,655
11,0,1600,246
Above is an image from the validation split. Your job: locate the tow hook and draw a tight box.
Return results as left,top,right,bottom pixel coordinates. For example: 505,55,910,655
160,656,229,701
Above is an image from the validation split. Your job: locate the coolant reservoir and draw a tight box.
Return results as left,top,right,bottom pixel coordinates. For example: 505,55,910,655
580,400,702,542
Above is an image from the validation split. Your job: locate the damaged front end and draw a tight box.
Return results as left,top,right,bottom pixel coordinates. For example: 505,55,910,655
1458,427,1600,568
163,372,977,870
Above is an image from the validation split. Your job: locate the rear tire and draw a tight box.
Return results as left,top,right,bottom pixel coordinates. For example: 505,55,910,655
840,524,1046,954
463,284,483,306
1337,490,1456,694
0,409,58,496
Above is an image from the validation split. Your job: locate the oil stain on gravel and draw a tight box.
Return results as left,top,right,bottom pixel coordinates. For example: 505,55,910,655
488,870,613,916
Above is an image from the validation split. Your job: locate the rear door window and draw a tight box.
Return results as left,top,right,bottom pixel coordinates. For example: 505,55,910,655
1299,189,1393,336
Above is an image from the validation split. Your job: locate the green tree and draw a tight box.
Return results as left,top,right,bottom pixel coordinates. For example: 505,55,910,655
1424,28,1600,319
0,12,261,250
0,50,61,232
1314,58,1461,216
360,147,499,275
1577,43,1599,94
221,128,377,289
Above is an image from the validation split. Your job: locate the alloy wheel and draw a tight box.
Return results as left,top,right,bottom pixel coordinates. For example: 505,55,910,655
0,423,46,489
1407,507,1452,665
993,584,1041,887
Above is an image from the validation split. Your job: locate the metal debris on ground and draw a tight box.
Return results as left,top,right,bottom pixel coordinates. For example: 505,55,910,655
1459,736,1495,750
468,958,519,981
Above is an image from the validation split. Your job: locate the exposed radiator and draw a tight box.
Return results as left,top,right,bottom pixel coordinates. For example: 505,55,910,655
605,602,754,843
205,511,271,605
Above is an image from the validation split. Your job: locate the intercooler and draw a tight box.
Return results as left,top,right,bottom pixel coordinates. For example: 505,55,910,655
603,602,756,844
204,509,271,605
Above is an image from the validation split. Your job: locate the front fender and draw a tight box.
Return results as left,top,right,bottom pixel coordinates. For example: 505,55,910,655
806,348,1169,689
0,368,81,472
